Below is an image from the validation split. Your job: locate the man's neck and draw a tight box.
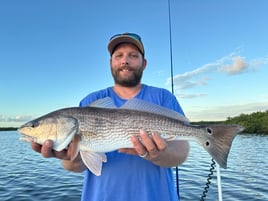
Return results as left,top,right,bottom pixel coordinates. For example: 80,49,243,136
113,84,142,100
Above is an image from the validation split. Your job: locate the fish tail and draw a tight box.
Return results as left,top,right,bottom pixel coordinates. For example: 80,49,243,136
202,124,244,168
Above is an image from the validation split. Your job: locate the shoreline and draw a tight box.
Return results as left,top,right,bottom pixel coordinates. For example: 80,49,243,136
0,127,18,131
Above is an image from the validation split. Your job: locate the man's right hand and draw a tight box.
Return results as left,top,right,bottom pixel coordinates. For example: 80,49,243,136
31,140,70,160
31,136,87,172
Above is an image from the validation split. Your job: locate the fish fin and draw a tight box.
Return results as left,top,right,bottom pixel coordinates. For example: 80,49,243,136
80,151,107,176
202,124,244,168
70,134,81,161
89,97,116,108
53,117,78,151
164,135,176,141
121,98,189,123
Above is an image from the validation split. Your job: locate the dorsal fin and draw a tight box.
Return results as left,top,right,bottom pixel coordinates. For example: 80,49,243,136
89,97,189,123
121,98,189,123
89,97,116,108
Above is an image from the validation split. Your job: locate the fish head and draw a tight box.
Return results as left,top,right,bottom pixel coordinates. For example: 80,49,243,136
18,115,78,151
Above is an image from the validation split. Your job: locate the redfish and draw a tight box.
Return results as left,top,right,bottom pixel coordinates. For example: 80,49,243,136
18,98,243,176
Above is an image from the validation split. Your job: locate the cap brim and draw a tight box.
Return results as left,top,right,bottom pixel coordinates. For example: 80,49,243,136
108,36,144,55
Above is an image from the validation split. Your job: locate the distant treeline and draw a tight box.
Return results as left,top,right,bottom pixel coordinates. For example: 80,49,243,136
225,110,268,134
193,110,268,134
0,127,17,131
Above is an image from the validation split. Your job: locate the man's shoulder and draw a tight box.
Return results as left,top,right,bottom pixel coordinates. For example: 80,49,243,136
79,87,113,106
141,84,184,115
142,85,175,101
142,84,172,95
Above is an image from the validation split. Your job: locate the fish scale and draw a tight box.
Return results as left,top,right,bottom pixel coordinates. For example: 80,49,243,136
69,107,229,155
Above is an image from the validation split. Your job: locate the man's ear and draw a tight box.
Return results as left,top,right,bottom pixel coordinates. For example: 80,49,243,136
143,58,147,70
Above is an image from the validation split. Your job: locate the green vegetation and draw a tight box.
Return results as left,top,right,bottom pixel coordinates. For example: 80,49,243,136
225,110,268,134
193,110,268,134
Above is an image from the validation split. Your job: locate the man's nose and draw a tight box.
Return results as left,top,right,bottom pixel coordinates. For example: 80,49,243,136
121,56,130,65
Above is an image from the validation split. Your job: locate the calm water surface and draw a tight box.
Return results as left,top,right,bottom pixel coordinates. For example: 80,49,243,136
0,131,267,201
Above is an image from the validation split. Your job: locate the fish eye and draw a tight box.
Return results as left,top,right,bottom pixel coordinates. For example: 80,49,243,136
206,127,213,135
31,121,39,128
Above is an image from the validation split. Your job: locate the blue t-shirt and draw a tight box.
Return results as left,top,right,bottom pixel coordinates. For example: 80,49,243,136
79,84,184,201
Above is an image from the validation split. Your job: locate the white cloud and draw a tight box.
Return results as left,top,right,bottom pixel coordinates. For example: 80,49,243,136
0,115,7,122
167,52,268,98
218,56,248,75
185,102,268,121
0,114,32,123
250,55,268,68
176,93,207,99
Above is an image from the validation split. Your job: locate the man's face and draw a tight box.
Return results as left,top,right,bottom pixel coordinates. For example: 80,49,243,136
110,43,147,87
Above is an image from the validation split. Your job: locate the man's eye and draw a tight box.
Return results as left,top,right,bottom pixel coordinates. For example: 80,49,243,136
115,54,122,58
130,54,138,58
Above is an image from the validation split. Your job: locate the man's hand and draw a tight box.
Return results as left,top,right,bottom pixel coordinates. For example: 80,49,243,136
31,140,70,160
119,130,189,167
31,135,86,172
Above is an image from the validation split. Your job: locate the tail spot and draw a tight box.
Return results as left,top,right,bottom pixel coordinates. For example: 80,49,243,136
206,127,213,135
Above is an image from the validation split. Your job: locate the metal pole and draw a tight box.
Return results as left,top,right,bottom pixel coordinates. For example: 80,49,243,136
216,163,223,201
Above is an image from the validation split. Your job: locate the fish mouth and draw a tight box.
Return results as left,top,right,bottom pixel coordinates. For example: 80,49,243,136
18,126,37,143
19,134,36,143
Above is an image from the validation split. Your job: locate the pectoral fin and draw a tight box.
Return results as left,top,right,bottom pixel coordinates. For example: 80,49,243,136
70,134,81,161
80,151,107,176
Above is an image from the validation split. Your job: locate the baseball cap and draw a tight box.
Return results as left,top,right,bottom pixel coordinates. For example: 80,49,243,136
108,32,144,56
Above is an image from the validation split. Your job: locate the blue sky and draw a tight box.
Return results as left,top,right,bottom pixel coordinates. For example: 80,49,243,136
1,0,268,127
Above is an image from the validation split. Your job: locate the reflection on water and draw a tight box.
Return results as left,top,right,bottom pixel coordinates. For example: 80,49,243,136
0,132,267,200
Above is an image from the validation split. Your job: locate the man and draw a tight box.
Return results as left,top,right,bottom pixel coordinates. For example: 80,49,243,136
31,32,189,201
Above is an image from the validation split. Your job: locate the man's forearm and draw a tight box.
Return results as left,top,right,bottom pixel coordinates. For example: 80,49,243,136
62,158,87,173
152,140,189,167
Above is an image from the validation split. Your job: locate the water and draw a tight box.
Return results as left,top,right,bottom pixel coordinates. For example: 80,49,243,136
0,131,267,201
179,134,268,200
0,131,83,201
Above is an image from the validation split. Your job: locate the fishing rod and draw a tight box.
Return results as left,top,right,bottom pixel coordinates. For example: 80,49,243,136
166,0,223,200
167,0,180,197
168,0,174,95
167,0,180,198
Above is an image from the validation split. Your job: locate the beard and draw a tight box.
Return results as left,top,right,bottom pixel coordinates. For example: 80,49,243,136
111,65,144,87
